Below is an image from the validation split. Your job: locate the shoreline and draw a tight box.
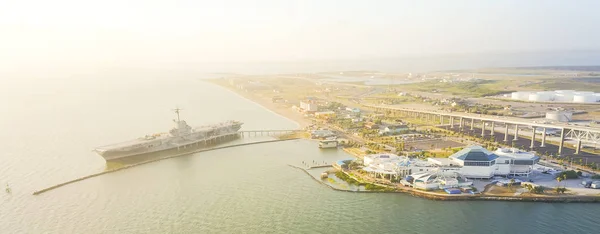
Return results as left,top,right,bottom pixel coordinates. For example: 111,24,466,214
207,79,600,203
206,80,310,129
293,165,600,203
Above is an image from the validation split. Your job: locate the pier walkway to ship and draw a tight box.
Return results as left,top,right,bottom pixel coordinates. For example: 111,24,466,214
32,129,306,196
169,130,304,151
239,129,305,137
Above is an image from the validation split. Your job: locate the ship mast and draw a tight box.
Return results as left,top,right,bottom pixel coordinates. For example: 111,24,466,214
173,107,182,122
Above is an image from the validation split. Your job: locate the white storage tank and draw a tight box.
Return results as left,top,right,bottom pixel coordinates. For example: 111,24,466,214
573,93,597,103
543,91,557,101
554,93,574,102
529,92,552,102
546,111,573,122
511,91,531,100
556,90,575,94
594,93,600,102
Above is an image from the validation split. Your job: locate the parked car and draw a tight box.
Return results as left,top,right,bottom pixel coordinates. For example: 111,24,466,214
582,180,592,188
591,181,600,189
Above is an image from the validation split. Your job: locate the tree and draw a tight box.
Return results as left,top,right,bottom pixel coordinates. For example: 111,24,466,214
556,176,563,190
508,178,516,191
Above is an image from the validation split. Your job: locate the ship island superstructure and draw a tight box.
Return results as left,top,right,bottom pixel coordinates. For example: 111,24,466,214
94,108,243,161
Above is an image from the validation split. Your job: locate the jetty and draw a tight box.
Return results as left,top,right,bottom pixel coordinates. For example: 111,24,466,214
33,137,301,196
308,165,333,169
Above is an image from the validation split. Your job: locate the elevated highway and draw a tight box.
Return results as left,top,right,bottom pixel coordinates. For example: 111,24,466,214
364,104,600,155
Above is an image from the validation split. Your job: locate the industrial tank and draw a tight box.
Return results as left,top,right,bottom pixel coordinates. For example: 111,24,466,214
573,93,597,103
545,111,573,122
511,91,531,100
529,92,553,102
554,93,574,102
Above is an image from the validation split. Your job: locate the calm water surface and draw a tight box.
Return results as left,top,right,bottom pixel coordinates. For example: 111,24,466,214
0,74,599,233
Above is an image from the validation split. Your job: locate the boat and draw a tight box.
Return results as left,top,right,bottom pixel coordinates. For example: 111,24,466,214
318,139,338,149
93,108,243,161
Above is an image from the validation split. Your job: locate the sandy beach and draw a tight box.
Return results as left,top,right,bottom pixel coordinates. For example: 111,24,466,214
208,80,312,129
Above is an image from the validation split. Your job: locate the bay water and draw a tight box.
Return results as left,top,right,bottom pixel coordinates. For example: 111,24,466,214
0,71,598,233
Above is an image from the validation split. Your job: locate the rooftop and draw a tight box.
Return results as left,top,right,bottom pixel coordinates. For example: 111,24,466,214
494,148,540,165
364,153,400,161
428,158,454,166
450,145,499,162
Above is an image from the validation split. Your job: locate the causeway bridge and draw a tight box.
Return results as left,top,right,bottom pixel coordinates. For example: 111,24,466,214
365,104,600,155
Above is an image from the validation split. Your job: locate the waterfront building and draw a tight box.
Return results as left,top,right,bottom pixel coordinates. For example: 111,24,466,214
448,146,498,179
310,130,335,139
493,148,540,176
430,146,541,179
410,170,472,191
378,124,409,136
299,101,318,113
429,146,499,179
363,153,401,167
362,153,440,179
360,146,540,189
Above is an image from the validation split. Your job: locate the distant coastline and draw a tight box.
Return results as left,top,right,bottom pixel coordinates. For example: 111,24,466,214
206,77,600,203
205,79,309,129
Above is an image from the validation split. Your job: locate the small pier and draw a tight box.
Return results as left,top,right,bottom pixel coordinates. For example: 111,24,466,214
301,160,333,170
239,130,304,137
170,129,305,151
309,165,333,169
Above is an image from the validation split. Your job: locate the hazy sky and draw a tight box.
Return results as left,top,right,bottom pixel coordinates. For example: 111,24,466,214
1,0,599,73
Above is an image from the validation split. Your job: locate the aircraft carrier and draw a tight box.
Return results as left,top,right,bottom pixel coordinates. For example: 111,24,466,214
94,108,243,161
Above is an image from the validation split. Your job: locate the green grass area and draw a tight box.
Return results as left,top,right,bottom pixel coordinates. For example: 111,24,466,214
404,80,515,97
335,171,360,185
520,79,600,92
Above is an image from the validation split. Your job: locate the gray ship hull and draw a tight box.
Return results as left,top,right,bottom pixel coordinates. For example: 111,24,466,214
95,132,241,161
94,117,243,161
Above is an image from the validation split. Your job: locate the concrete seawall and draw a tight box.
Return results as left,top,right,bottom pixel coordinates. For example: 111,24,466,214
290,167,600,203
287,165,391,194
33,138,300,195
